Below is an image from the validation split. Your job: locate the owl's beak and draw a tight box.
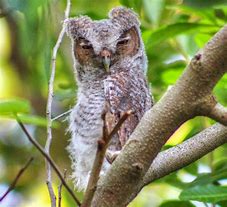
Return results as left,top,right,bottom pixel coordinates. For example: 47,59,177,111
100,49,111,72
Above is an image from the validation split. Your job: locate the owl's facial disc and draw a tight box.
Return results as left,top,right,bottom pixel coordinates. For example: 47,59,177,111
73,26,140,73
74,37,98,67
116,26,140,57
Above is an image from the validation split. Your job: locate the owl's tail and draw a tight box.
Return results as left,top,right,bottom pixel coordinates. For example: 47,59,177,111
67,138,110,191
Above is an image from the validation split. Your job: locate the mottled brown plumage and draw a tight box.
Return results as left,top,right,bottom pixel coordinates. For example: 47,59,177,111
65,7,153,191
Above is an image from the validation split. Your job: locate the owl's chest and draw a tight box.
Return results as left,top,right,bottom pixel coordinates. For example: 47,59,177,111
71,89,106,140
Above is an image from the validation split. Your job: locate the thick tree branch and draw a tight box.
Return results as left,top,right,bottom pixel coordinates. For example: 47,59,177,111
45,0,71,206
143,123,227,184
92,26,227,206
208,103,227,125
0,158,33,202
126,123,227,201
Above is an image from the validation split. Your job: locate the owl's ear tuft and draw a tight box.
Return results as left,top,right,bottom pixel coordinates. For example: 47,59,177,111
109,7,140,27
64,16,92,39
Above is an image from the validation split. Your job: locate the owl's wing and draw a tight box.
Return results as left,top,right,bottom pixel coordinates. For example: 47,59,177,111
104,70,152,149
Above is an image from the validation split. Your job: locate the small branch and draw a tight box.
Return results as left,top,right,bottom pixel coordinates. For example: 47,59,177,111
45,0,71,206
58,169,67,207
16,117,81,206
0,157,33,202
81,110,132,207
208,103,227,126
52,109,72,121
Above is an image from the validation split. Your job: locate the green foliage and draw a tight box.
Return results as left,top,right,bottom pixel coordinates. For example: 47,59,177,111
180,184,227,203
0,98,30,114
147,23,216,48
0,99,55,127
160,200,196,207
1,0,227,206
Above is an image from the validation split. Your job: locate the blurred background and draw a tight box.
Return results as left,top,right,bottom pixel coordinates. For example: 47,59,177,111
0,0,227,206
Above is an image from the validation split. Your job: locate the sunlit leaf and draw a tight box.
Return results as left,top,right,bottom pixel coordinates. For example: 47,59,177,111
161,69,183,85
0,99,30,114
180,184,227,203
213,158,227,171
147,23,216,47
166,121,193,145
160,200,196,207
143,0,165,26
17,114,59,128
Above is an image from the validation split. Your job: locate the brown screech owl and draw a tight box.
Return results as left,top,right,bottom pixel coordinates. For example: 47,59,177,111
65,7,153,191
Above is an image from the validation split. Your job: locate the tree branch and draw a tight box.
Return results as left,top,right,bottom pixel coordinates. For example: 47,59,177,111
91,26,227,206
0,157,33,202
45,0,71,206
123,123,227,201
16,117,81,206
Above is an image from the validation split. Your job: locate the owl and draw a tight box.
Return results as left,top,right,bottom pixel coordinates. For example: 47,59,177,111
65,7,153,191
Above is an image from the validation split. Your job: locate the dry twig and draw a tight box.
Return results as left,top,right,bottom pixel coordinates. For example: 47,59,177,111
58,169,67,207
16,117,81,206
45,0,71,206
81,110,132,207
0,157,33,202
52,109,72,121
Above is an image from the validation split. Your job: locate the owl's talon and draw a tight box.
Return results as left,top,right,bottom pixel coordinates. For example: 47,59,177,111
106,150,121,164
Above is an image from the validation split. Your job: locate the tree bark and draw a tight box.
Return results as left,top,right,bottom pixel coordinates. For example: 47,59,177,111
126,123,227,202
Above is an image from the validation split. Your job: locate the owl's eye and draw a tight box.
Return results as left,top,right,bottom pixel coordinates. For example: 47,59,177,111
81,44,93,50
117,37,130,46
116,26,140,56
74,38,95,65
79,42,93,50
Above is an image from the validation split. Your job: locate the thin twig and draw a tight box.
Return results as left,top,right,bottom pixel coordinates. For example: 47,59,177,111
58,169,67,207
81,110,132,207
52,109,72,121
0,157,33,202
45,0,71,206
16,117,81,206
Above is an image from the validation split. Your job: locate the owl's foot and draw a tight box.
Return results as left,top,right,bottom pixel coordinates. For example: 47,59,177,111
106,150,121,164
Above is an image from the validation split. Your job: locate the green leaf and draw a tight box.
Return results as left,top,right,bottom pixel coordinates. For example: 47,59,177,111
0,99,31,115
162,69,183,85
119,0,142,13
187,168,227,188
183,0,227,9
143,0,165,26
217,200,227,207
213,158,227,172
1,114,59,128
179,184,227,203
147,23,216,47
157,173,187,189
17,114,59,128
160,200,196,207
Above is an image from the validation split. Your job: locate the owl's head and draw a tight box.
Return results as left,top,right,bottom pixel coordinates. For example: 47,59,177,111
65,7,146,79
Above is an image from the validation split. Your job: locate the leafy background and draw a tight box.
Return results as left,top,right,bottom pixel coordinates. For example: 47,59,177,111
0,0,227,206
